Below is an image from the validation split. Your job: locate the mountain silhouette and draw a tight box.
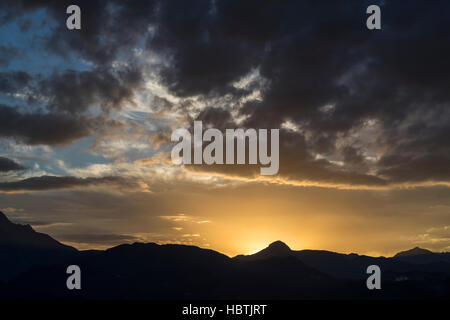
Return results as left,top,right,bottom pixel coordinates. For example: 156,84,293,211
0,211,76,281
393,246,450,265
234,240,293,261
394,247,434,257
264,240,291,252
236,241,450,281
0,211,449,299
0,211,74,249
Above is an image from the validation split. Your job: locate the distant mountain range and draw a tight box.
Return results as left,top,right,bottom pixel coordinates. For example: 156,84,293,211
0,211,449,300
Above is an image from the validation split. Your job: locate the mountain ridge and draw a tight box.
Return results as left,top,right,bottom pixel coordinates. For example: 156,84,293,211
1,211,450,299
2,210,446,258
394,246,434,257
0,211,77,281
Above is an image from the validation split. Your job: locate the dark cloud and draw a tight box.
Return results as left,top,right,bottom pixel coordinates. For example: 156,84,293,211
0,104,89,145
149,0,265,97
0,0,157,66
55,233,139,244
8,218,62,227
39,67,142,114
0,68,140,146
0,2,147,148
0,104,126,145
0,157,26,172
0,46,19,67
378,155,450,183
0,71,31,94
0,66,142,114
166,0,450,186
0,175,135,192
186,129,387,187
195,107,236,131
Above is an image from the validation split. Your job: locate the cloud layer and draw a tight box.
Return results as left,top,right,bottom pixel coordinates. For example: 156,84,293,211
0,1,449,189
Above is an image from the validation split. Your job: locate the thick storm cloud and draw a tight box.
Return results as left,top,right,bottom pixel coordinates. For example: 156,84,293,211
0,71,31,95
39,67,143,114
0,157,26,172
0,104,126,145
0,175,135,192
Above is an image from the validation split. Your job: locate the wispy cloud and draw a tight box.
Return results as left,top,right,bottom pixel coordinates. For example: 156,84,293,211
159,214,211,224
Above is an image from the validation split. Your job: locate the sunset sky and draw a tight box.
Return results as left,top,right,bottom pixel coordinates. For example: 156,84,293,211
0,0,449,257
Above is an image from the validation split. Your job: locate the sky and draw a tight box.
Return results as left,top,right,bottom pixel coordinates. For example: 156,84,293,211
0,0,449,257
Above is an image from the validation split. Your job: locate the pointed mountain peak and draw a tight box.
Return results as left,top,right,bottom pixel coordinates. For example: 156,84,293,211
266,240,291,252
246,240,293,260
394,246,434,257
0,211,75,251
0,211,12,224
233,241,294,261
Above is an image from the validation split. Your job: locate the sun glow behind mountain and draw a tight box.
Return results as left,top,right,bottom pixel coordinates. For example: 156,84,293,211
0,0,449,259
